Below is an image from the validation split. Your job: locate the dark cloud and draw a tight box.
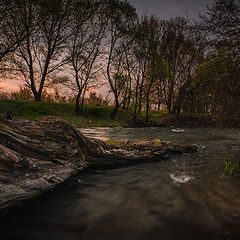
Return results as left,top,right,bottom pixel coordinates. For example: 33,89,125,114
128,0,213,20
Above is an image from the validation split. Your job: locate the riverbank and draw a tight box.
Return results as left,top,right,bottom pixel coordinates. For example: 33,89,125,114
0,99,238,128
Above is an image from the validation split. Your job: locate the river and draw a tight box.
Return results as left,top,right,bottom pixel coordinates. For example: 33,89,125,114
1,127,240,239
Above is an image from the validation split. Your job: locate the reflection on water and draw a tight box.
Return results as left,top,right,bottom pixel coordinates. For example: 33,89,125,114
1,127,240,240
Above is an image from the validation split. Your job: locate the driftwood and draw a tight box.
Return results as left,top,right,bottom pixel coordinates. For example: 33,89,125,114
0,116,197,213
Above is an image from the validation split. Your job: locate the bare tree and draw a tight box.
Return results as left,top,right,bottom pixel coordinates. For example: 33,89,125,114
131,16,162,122
142,17,162,122
0,0,28,64
68,0,107,115
10,0,72,101
103,0,137,120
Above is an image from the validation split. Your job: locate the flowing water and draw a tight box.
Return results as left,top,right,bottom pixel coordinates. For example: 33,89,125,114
1,127,240,240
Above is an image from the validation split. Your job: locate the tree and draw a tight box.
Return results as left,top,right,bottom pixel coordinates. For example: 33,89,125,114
104,0,137,120
159,17,205,114
185,51,240,118
200,0,240,49
68,0,106,115
131,18,149,120
141,16,162,122
120,41,137,111
197,0,240,120
10,0,72,101
0,0,28,64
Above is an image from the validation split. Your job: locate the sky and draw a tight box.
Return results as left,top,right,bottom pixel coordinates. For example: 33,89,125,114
128,0,213,20
0,80,19,92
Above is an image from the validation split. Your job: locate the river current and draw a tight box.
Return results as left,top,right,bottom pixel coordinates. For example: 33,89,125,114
1,127,240,239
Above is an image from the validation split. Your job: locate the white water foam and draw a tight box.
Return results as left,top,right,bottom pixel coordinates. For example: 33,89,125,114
170,174,193,184
172,129,185,133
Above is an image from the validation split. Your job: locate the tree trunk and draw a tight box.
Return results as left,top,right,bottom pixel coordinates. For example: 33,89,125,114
121,100,126,110
138,75,145,114
110,103,120,121
80,88,87,115
145,62,155,122
126,94,131,110
171,84,187,115
138,63,146,114
157,88,161,111
75,93,81,115
80,98,84,115
126,79,132,111
145,101,150,122
138,87,143,114
110,93,120,121
34,92,41,102
145,84,152,123
133,86,139,121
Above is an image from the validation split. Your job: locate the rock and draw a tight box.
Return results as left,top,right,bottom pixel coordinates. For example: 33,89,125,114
0,116,197,214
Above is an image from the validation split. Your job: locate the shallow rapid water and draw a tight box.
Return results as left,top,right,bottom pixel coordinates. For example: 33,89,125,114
1,127,240,240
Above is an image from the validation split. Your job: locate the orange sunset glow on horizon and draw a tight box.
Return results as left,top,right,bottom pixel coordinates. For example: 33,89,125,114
0,79,21,92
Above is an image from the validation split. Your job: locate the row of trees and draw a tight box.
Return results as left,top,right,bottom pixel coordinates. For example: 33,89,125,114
0,85,110,105
0,0,239,121
186,0,240,120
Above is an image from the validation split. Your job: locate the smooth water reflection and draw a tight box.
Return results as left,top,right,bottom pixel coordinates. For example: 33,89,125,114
1,127,240,240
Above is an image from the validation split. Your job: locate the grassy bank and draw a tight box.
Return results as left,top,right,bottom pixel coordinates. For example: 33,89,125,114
0,99,142,127
0,99,236,128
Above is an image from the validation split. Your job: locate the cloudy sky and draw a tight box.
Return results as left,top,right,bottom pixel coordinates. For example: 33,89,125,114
128,0,213,20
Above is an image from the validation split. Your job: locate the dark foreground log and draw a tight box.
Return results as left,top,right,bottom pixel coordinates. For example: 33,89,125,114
0,116,197,214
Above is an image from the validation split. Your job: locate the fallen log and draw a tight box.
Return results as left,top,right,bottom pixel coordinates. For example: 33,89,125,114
0,116,197,213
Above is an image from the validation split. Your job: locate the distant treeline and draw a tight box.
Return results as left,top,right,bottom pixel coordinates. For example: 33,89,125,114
0,86,110,106
0,0,239,121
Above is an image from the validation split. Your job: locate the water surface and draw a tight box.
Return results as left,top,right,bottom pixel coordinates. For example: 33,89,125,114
1,127,240,240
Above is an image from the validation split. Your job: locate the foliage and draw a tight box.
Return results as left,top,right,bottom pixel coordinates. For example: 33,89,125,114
85,92,110,106
11,86,33,101
224,160,240,177
0,85,75,103
200,0,240,47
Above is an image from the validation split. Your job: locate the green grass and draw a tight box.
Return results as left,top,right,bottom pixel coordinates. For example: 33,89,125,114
0,99,220,128
224,160,240,177
0,99,140,127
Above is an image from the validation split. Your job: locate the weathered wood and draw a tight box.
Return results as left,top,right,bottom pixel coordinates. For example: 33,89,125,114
0,116,197,213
